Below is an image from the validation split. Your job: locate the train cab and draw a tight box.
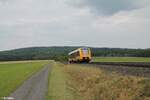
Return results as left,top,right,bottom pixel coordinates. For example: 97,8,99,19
68,47,92,63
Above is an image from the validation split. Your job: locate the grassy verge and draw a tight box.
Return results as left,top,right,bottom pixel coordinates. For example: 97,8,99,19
64,64,150,100
47,62,76,100
93,57,150,62
0,60,49,98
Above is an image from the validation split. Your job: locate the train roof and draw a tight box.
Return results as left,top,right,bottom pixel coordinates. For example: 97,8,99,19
68,47,89,55
68,48,80,55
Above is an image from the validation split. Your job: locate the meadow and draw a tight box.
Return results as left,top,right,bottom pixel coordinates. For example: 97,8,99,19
0,60,149,100
0,60,49,98
93,57,150,62
47,62,150,100
64,64,150,100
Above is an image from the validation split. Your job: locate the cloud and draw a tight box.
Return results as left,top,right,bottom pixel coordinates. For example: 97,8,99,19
0,0,150,50
66,0,150,15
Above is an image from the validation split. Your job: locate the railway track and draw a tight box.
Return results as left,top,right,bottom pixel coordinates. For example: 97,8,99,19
84,62,150,78
66,62,150,77
89,62,150,68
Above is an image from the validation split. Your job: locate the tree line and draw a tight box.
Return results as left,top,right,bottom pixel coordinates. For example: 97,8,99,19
0,46,149,61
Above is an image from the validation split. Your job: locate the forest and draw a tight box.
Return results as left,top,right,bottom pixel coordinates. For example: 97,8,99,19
0,46,150,61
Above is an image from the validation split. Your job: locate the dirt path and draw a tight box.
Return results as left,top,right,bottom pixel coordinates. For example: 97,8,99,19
9,64,51,100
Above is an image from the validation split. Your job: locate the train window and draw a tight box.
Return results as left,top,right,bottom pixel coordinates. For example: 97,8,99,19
69,51,80,58
70,53,74,58
76,51,80,56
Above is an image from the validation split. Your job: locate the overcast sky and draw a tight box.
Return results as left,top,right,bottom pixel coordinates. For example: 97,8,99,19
0,0,150,50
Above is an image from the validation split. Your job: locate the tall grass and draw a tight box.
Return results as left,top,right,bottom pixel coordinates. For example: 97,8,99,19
64,64,150,100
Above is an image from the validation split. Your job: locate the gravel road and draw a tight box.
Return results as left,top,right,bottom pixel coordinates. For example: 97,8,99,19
9,64,51,100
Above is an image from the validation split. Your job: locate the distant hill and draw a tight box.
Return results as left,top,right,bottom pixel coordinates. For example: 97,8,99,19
0,46,150,61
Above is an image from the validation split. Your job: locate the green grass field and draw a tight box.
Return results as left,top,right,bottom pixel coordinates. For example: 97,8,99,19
47,62,75,100
0,60,49,98
93,57,150,62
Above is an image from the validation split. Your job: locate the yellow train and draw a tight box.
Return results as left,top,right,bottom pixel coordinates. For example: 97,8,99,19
68,47,92,63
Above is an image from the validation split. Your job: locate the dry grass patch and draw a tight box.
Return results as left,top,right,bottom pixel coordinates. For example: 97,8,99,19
64,64,150,100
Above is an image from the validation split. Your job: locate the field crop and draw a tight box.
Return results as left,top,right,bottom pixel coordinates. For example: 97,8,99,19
0,60,49,98
93,57,150,62
64,64,150,100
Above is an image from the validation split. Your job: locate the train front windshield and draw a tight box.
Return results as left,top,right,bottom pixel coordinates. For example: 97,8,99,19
82,48,89,56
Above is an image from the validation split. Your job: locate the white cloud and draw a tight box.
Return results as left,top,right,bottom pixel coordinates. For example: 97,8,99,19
0,0,150,50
